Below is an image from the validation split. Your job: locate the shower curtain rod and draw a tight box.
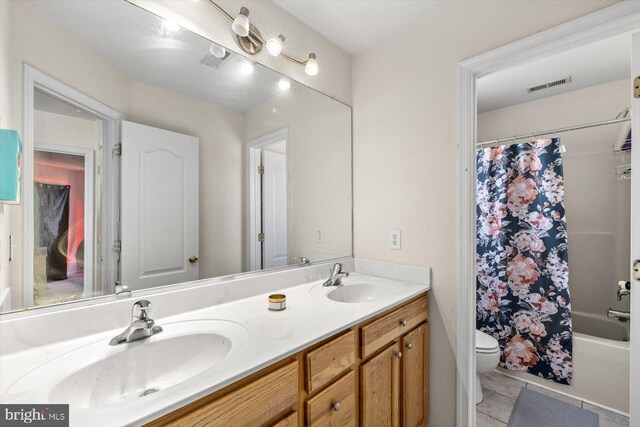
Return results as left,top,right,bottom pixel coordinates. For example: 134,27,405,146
477,116,631,149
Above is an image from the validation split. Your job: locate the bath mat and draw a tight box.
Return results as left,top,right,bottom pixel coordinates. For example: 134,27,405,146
507,388,598,427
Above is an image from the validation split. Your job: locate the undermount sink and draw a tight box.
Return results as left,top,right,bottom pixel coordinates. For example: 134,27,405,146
312,276,401,303
5,319,248,409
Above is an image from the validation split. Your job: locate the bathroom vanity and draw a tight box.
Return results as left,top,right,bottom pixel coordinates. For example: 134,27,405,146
147,294,428,427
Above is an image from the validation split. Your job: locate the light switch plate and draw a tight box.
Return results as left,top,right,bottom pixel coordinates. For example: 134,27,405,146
316,228,324,243
390,230,402,250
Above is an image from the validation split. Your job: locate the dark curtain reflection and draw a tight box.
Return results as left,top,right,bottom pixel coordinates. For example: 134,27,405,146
34,182,70,281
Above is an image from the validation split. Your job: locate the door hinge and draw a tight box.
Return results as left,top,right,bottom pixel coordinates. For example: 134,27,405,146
258,233,265,242
113,240,121,253
258,165,264,175
635,75,640,99
113,143,122,156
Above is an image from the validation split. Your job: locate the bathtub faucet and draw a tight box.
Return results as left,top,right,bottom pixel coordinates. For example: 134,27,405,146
607,308,630,322
617,281,631,301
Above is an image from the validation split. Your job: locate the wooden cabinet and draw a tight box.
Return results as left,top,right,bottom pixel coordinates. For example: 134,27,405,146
401,323,428,427
360,342,401,427
147,293,428,427
306,371,356,426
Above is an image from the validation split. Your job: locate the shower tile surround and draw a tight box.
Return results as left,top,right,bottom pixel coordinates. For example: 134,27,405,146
0,258,430,426
477,371,630,427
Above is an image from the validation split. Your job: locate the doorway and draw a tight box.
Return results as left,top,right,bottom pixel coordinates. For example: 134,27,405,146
247,128,290,270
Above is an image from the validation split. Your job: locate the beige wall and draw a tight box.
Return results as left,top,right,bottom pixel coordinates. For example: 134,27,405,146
0,0,12,309
128,81,246,278
479,79,631,317
245,87,352,263
351,1,616,425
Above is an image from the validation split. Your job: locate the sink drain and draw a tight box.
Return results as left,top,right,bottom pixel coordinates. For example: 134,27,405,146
140,388,159,397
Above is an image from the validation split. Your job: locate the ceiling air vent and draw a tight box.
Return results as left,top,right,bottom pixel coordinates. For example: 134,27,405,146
200,51,231,70
526,76,572,93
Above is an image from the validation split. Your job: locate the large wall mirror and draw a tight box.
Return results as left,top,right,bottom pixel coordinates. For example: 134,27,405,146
0,0,352,314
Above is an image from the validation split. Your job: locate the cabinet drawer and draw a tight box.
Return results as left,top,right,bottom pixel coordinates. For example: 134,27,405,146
361,296,427,358
164,361,298,427
271,411,298,427
306,371,355,427
306,330,355,393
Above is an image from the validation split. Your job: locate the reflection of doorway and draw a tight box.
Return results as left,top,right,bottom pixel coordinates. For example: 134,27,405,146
33,147,94,305
248,128,289,270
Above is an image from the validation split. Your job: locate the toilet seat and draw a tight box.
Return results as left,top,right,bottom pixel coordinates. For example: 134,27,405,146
476,330,499,353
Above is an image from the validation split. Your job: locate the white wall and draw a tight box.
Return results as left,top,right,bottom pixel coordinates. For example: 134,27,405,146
245,88,352,264
0,0,12,310
351,1,616,425
479,79,631,317
129,0,352,105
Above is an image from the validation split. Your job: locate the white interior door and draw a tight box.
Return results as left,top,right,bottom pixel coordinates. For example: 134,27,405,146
121,121,199,290
263,149,288,268
630,31,640,427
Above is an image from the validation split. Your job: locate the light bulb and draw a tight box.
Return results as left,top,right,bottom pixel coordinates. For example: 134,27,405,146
232,7,250,37
162,20,180,33
305,53,318,76
278,77,291,91
267,35,285,57
209,43,226,59
240,60,254,75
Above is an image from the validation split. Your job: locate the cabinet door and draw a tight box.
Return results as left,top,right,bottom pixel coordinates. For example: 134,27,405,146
360,342,401,427
401,323,428,427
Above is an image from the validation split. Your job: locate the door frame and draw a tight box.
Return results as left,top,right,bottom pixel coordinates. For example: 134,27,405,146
455,3,640,426
34,144,95,299
22,64,124,307
246,127,290,271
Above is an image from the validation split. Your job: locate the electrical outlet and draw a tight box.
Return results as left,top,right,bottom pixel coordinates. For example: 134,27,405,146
316,228,324,243
390,230,402,250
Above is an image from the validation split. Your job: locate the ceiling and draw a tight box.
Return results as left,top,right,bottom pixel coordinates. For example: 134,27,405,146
274,0,451,55
477,32,631,113
27,0,290,113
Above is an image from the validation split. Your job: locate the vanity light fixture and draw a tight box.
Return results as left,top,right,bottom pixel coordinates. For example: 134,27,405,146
240,60,254,75
204,1,319,76
304,53,318,76
209,43,226,59
231,7,250,37
266,35,285,56
278,77,291,91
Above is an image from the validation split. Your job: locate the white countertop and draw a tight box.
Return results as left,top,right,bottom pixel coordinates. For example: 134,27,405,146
0,269,429,427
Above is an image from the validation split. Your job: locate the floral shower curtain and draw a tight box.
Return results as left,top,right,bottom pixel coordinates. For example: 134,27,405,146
476,138,573,385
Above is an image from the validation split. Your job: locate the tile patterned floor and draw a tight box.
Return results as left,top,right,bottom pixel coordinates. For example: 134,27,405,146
476,371,630,427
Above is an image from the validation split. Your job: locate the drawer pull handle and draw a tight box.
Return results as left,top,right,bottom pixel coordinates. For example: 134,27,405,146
406,343,413,350
395,351,403,359
333,401,341,412
400,319,408,326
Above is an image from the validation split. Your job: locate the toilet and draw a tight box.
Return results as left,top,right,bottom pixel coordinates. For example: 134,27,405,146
475,329,500,404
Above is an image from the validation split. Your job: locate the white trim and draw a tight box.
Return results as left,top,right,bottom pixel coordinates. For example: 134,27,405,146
246,127,290,271
456,3,640,427
630,31,640,427
34,144,95,299
22,64,124,308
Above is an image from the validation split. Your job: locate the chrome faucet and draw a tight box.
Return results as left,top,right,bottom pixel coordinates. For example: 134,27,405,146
607,308,630,322
109,300,163,346
295,256,311,266
322,263,349,287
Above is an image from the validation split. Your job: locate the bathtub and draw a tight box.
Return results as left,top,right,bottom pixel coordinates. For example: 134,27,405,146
498,311,630,415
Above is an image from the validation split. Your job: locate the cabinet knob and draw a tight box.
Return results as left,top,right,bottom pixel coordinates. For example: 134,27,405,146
333,401,341,412
189,255,199,264
400,319,408,326
395,351,403,359
406,343,413,350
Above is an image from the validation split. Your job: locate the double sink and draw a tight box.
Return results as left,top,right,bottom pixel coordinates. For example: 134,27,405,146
2,274,402,412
